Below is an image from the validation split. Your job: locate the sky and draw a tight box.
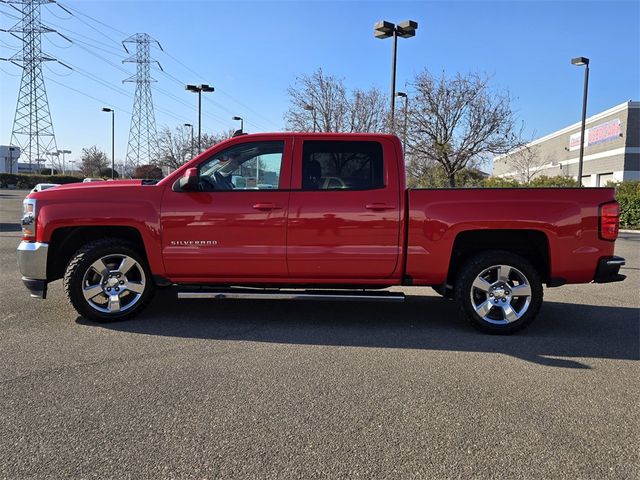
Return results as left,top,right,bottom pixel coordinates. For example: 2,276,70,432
1,0,639,169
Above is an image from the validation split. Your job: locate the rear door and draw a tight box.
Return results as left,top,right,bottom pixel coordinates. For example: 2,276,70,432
286,137,402,278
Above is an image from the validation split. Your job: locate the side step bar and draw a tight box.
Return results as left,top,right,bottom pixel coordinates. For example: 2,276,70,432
177,289,405,303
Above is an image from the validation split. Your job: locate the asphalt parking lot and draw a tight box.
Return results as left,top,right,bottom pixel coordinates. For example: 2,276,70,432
0,189,638,479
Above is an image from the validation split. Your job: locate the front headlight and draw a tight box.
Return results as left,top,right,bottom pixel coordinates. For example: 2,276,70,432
22,198,37,239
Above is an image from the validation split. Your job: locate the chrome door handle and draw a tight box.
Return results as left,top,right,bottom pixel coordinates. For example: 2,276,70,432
252,203,282,211
365,203,395,211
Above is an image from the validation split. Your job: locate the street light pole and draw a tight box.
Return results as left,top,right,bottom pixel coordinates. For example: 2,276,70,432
374,20,418,132
102,108,115,179
57,149,71,175
186,84,215,154
396,92,408,155
304,104,317,132
232,116,244,135
571,56,590,187
183,123,194,158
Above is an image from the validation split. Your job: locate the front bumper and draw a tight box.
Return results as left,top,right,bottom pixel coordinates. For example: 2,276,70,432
593,256,626,283
17,241,49,299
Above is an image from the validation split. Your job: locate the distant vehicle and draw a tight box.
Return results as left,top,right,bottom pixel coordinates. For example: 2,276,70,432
82,178,104,183
31,183,59,193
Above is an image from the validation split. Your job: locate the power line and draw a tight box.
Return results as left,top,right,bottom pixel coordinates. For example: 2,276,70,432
47,75,131,116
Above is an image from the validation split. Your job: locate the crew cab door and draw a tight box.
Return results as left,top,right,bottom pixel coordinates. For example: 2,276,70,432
160,138,292,280
286,137,402,278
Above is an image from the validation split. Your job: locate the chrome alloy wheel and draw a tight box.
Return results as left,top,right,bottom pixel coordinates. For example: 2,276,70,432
469,264,532,325
81,254,146,314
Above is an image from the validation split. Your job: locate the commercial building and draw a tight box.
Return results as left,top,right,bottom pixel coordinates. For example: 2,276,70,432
0,145,42,174
493,101,639,186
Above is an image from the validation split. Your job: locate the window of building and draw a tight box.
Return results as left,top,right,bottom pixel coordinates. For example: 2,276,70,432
597,173,614,187
301,140,384,191
198,141,284,191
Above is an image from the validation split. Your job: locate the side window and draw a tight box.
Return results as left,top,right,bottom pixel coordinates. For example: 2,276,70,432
198,141,284,191
301,140,384,191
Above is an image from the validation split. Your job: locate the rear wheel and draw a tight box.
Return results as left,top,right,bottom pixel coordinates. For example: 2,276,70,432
64,239,154,322
454,251,543,334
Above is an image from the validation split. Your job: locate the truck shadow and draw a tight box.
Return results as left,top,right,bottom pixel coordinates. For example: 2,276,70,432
78,291,639,369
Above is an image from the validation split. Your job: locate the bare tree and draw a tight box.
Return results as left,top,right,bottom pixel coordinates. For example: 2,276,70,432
158,126,236,171
80,146,108,177
407,71,523,187
158,125,193,171
284,68,388,133
503,143,548,183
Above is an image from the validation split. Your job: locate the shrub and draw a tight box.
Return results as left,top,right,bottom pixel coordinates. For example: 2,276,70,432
528,175,578,187
612,180,640,228
0,173,82,189
482,177,521,188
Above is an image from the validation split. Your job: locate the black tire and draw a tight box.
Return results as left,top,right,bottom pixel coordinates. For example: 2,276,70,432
63,238,155,322
454,250,543,334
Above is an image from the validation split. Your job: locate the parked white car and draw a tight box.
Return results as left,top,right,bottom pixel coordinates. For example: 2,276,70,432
31,183,60,193
82,178,104,183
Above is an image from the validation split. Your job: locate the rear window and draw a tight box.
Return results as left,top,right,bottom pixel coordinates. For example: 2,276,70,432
301,140,384,190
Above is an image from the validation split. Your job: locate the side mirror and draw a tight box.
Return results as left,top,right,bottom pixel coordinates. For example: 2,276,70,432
172,167,200,192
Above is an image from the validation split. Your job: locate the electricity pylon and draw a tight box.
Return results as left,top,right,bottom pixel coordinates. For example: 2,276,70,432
2,0,61,170
123,33,162,168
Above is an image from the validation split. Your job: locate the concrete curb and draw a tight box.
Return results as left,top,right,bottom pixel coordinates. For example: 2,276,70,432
619,229,640,234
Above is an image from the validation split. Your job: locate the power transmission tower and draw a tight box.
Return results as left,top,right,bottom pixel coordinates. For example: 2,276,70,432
2,0,62,171
123,33,163,168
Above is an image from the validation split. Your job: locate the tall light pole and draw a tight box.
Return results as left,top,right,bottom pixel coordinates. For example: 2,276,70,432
183,123,194,158
102,108,115,179
47,150,59,174
57,149,71,175
374,20,418,132
571,56,590,187
304,104,317,132
186,84,215,153
396,92,409,155
232,116,244,134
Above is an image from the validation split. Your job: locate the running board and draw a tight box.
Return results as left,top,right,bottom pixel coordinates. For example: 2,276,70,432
177,289,405,303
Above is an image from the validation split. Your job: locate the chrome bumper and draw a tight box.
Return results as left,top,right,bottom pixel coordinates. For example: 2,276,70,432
17,241,49,279
17,241,49,299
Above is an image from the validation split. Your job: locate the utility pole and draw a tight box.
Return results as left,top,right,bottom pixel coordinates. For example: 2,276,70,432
123,33,162,169
2,0,63,170
57,149,71,174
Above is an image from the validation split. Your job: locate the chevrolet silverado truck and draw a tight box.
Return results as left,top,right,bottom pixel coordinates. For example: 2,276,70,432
17,133,626,333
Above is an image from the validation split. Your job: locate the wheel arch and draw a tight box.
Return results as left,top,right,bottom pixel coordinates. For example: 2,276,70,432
47,226,148,282
447,229,551,286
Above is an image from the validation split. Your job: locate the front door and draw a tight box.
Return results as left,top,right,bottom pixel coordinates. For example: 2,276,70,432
161,138,292,280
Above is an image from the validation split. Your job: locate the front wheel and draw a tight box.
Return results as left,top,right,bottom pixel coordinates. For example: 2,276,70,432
454,251,543,334
63,239,155,322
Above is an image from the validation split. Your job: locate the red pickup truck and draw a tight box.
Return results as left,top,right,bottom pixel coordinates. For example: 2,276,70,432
18,133,625,333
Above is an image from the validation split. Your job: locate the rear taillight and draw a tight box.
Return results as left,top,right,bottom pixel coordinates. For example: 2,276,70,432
22,198,36,240
599,201,619,241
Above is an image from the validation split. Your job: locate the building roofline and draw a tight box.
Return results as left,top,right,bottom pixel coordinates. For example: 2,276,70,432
496,100,638,160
